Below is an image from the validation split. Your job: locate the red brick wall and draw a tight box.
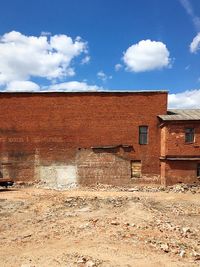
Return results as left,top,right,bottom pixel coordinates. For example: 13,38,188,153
162,122,200,157
161,121,200,185
164,160,200,185
76,148,131,186
0,92,167,182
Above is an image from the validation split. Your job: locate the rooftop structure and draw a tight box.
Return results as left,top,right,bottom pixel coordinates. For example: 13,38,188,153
159,109,200,121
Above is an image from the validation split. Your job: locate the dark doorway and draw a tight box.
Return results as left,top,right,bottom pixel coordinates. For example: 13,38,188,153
197,164,200,177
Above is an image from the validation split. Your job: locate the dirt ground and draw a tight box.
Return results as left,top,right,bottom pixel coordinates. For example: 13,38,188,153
0,185,200,267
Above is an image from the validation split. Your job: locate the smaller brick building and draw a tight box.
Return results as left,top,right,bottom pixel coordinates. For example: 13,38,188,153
159,109,200,185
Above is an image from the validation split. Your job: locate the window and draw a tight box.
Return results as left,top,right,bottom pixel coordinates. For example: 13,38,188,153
185,128,194,143
139,126,148,145
197,164,200,178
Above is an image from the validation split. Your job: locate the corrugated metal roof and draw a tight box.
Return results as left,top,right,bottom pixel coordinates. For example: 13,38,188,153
158,109,200,121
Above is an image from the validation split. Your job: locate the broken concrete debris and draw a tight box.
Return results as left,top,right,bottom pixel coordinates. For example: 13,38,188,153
31,181,200,194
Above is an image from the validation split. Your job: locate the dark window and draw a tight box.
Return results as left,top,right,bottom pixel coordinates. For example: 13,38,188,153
185,128,194,143
139,126,148,145
197,164,200,177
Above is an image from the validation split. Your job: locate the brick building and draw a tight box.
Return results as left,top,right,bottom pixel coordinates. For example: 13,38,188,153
159,109,200,185
0,91,199,186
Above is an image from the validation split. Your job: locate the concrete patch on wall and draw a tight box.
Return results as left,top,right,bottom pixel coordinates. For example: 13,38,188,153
39,165,77,188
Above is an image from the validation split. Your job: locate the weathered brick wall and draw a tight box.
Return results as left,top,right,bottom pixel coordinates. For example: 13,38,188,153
162,122,200,156
161,122,200,185
164,161,200,185
76,149,131,186
0,92,167,183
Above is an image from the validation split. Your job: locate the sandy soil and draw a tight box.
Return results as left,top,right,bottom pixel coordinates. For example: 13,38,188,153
0,186,200,267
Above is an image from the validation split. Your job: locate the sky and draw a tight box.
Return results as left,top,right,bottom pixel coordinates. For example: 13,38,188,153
0,0,200,108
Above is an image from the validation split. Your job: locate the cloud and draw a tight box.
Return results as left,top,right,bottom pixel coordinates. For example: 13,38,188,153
180,1,200,54
5,80,40,92
47,81,102,92
168,89,200,108
123,40,171,72
97,71,112,82
115,63,122,71
179,0,200,31
190,33,200,53
41,31,52,36
3,80,103,92
81,55,90,65
0,31,88,86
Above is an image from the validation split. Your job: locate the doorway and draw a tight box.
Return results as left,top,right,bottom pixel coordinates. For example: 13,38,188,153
131,160,142,178
197,164,200,178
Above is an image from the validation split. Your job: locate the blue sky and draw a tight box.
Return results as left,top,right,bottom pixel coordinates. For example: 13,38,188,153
0,0,200,108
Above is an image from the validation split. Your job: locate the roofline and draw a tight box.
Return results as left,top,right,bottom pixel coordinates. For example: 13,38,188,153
0,90,168,95
160,156,200,161
158,116,200,122
167,109,200,111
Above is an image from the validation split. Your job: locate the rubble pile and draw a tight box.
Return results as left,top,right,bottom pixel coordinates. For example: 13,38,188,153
12,179,200,194
82,183,200,194
0,187,199,266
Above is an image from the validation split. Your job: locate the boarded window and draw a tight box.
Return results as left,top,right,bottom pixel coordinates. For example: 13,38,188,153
185,128,194,143
139,126,148,145
131,160,142,178
197,164,200,178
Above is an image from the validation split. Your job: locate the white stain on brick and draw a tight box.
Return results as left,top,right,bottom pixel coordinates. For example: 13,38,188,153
39,165,77,188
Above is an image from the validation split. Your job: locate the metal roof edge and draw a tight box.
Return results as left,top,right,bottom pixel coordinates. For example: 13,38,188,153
160,156,200,160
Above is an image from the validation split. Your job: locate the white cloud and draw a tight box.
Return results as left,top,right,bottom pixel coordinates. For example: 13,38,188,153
3,80,103,92
97,71,112,82
168,89,200,108
81,55,90,65
179,0,193,15
41,31,51,36
0,31,87,86
47,81,102,92
179,0,200,31
123,40,171,72
190,33,200,53
97,71,106,81
5,80,40,92
115,63,122,71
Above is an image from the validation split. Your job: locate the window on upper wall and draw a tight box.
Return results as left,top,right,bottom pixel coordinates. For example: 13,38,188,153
139,126,148,145
185,128,194,143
